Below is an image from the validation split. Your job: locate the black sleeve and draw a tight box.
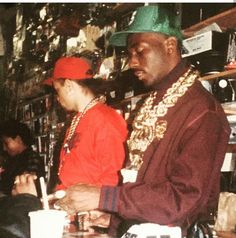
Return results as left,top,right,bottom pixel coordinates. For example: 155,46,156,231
0,194,42,238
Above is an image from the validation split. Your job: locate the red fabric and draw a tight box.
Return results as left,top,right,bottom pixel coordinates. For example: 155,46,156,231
99,61,231,236
56,103,128,190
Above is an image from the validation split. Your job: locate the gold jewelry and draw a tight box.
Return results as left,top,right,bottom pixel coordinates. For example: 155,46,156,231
63,97,99,154
127,68,199,170
58,95,105,176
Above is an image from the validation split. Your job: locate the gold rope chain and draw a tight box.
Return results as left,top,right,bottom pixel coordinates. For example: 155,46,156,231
63,96,104,154
127,68,199,170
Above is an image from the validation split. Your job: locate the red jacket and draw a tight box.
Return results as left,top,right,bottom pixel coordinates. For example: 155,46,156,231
57,103,128,189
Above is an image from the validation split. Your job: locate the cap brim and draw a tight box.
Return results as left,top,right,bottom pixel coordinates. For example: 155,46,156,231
109,30,183,47
109,30,162,47
42,77,54,86
109,31,132,47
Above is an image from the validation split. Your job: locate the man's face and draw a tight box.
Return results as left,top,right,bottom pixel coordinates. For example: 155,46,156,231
127,33,170,87
53,80,74,112
2,136,22,157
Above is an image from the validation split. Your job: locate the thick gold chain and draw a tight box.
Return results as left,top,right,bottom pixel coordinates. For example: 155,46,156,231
127,68,199,170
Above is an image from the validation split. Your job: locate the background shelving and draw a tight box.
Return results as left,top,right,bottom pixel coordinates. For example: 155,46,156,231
200,69,236,82
183,6,236,37
1,2,236,188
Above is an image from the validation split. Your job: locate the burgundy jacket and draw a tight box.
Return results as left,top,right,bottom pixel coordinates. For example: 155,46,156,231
99,61,231,236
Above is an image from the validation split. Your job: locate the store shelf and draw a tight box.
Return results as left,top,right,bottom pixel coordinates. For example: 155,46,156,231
113,92,150,106
222,102,236,115
106,3,143,17
199,69,236,81
182,6,236,37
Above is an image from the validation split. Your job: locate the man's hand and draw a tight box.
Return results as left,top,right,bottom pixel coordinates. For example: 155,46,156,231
12,173,37,196
89,210,111,228
55,183,101,215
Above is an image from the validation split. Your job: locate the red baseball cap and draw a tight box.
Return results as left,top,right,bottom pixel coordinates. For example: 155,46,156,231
43,57,93,86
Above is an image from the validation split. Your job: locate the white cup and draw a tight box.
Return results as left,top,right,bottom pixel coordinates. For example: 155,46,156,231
29,209,67,238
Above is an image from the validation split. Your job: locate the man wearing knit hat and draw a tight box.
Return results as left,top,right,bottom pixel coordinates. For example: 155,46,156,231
53,5,230,237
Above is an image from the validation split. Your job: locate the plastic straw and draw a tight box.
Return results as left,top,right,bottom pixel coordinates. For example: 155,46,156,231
39,177,49,210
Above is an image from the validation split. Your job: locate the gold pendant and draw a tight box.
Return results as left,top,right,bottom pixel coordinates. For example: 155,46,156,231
64,143,70,154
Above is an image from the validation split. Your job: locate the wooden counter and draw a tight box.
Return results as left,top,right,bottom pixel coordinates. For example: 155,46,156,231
227,144,236,153
63,224,112,238
63,232,111,238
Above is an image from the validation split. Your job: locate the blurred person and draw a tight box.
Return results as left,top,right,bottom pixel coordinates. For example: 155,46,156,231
0,119,45,196
56,5,231,237
0,174,41,238
43,56,128,190
12,173,110,234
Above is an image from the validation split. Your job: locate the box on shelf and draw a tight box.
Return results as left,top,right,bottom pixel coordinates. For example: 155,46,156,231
182,31,236,75
182,31,229,58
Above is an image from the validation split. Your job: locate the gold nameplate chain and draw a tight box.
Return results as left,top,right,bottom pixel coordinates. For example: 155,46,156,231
127,68,199,170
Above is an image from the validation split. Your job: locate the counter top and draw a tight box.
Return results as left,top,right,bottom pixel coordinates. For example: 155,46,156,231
63,231,111,238
63,229,236,238
62,224,112,238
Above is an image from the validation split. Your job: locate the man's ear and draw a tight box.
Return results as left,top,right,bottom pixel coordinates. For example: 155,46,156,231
164,36,178,54
64,79,74,93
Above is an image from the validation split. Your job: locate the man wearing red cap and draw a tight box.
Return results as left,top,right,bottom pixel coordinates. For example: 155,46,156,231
44,57,128,190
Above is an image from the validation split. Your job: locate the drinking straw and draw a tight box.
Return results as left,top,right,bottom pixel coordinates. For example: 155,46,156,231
39,177,49,210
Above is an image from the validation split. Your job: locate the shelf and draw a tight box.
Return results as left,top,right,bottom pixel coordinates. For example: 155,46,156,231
22,111,51,122
111,92,150,108
119,92,150,104
106,3,143,17
222,102,236,115
199,69,236,81
17,93,53,105
227,143,236,153
182,6,236,38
